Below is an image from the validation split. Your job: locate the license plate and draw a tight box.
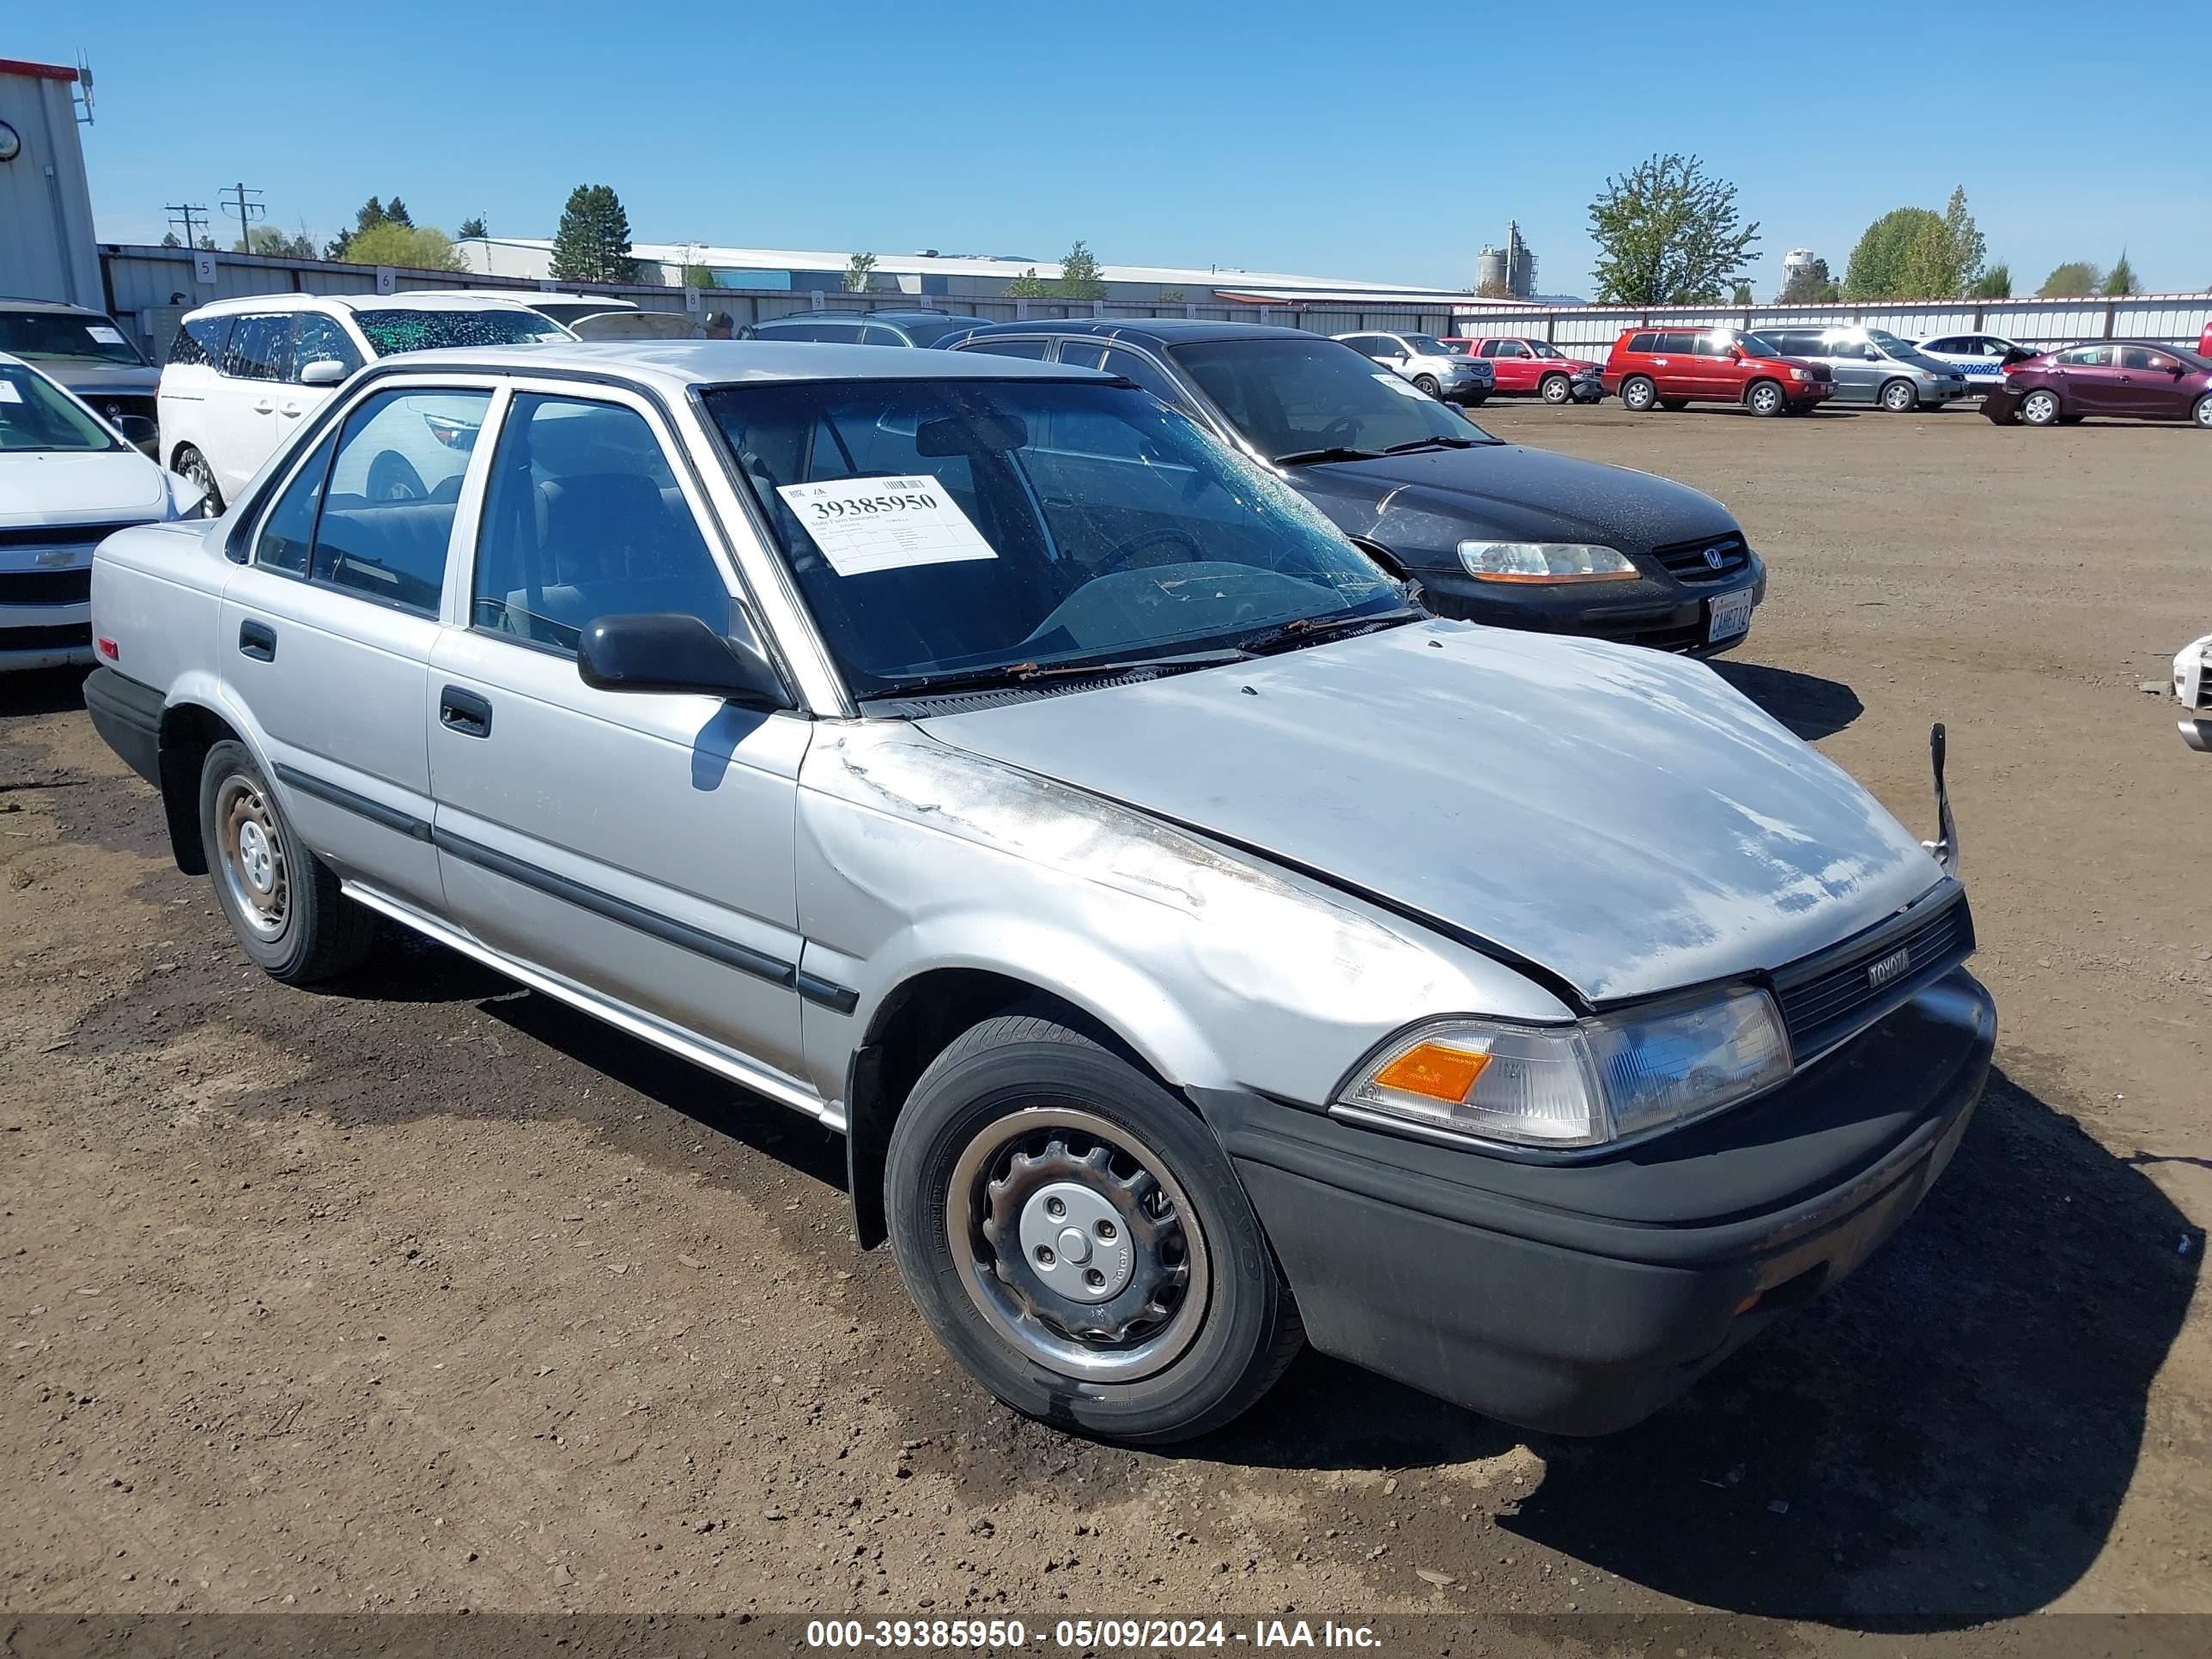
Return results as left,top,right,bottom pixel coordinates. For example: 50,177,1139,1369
1708,591,1754,643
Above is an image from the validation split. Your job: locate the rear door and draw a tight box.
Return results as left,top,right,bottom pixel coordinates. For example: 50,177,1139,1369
210,313,295,498
222,379,495,915
2053,344,2124,413
427,383,811,1088
1825,332,1883,403
1647,331,1696,394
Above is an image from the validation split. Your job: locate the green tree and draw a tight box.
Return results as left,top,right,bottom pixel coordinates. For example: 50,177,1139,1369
1968,263,2012,300
549,184,638,284
236,224,316,258
1055,240,1107,301
384,197,413,228
2102,251,2140,295
1844,206,1942,298
325,195,389,261
1002,268,1051,299
160,231,181,248
1586,153,1759,304
1778,256,1840,303
680,263,714,289
457,215,488,240
343,222,467,272
1158,289,1185,302
843,252,878,293
2038,260,2104,297
1731,280,1753,304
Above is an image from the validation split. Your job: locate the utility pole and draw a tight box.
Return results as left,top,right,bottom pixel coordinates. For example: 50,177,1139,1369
165,202,210,249
222,181,264,253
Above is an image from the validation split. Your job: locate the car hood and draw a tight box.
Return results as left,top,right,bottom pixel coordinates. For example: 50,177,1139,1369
38,362,161,398
0,449,168,526
917,621,1942,1004
1289,441,1737,567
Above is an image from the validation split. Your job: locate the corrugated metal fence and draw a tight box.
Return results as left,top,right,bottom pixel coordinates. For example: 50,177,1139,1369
100,243,2211,364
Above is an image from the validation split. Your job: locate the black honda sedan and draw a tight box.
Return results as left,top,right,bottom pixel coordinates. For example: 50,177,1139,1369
944,321,1764,653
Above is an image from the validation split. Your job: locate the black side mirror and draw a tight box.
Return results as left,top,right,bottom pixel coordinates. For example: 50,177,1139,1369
114,413,158,447
577,611,793,709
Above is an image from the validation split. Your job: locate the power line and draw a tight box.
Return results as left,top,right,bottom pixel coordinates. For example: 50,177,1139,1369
165,202,210,249
222,181,264,252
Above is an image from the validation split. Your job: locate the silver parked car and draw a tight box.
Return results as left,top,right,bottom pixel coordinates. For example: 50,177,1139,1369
84,341,1993,1443
1749,325,1972,411
1332,330,1494,404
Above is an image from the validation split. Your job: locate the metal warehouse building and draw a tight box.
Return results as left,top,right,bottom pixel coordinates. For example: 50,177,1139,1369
0,57,100,310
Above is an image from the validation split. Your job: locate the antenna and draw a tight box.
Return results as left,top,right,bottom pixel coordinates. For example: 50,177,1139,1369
222,181,265,252
166,202,211,249
72,54,94,124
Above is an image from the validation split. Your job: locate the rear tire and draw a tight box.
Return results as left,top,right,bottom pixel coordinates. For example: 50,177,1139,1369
1658,397,1690,411
199,739,378,985
885,1013,1302,1444
1746,380,1785,417
2021,388,2062,427
1620,375,1657,412
173,446,223,516
1879,378,1919,413
1539,374,1571,404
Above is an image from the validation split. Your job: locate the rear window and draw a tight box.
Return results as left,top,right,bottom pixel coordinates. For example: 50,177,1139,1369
167,314,234,368
352,308,569,356
0,308,147,368
1625,332,1658,352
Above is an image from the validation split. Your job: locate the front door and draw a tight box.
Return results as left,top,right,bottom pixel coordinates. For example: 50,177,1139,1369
222,382,494,915
427,386,811,1087
2111,345,2185,418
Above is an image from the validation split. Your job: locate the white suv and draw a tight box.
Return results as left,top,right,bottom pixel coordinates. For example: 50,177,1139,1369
157,293,569,511
1331,331,1494,404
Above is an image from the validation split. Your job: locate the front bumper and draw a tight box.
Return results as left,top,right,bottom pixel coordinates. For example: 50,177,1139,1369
1417,558,1765,656
1199,969,1995,1435
0,599,93,672
1442,376,1493,403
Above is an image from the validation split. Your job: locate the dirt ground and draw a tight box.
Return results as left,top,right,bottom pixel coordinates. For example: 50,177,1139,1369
3,398,2207,1650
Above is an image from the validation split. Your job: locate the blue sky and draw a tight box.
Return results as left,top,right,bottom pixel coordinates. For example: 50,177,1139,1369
21,1,2212,296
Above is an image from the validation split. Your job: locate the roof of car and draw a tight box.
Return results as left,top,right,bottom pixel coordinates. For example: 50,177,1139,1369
948,318,1322,348
362,338,1114,392
185,291,555,319
0,295,105,315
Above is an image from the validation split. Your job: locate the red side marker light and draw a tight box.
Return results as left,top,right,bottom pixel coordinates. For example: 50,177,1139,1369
97,637,120,660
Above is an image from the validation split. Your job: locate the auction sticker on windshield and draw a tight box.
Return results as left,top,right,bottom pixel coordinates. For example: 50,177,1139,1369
777,475,999,578
1372,373,1430,399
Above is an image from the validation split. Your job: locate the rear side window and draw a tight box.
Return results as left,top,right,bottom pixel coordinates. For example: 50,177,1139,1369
1923,337,1965,354
222,314,293,382
1055,341,1109,370
310,388,493,614
471,393,729,653
169,314,234,368
2057,345,2112,367
962,337,1050,361
1625,332,1658,353
859,325,909,347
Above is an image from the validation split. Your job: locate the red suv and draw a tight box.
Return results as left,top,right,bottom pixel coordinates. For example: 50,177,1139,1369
1442,336,1603,404
1602,326,1833,416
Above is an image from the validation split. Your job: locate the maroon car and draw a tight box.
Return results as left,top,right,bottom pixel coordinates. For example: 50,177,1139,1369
1983,339,2212,428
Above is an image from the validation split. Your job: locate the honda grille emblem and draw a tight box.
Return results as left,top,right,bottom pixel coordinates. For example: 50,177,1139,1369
1866,946,1911,988
1703,546,1727,569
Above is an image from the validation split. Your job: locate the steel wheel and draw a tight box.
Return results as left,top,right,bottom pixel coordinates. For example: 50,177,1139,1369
215,772,289,940
1881,379,1918,413
1540,374,1571,404
2021,389,2061,427
947,1106,1210,1384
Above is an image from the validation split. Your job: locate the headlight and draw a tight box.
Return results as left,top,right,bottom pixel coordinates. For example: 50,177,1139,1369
163,470,211,520
1458,541,1638,583
1337,988,1792,1149
1788,367,1809,381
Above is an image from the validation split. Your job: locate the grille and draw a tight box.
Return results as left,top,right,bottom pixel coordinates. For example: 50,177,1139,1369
0,521,140,550
0,568,91,605
1771,891,1976,1060
88,392,157,426
0,621,93,653
1652,532,1752,586
1586,617,1707,653
2195,659,2212,710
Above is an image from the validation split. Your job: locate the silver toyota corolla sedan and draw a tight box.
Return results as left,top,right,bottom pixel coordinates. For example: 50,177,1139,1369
84,341,1994,1443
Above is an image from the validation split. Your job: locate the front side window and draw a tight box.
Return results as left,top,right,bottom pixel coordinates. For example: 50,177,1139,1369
0,362,123,453
1528,340,1563,358
255,429,338,574
0,309,147,368
307,388,492,613
1099,346,1191,411
1692,331,1733,358
222,315,294,382
1401,335,1450,356
2118,345,2176,371
1171,337,1495,461
291,315,364,380
704,378,1407,699
351,308,568,358
1494,340,1531,357
472,393,729,653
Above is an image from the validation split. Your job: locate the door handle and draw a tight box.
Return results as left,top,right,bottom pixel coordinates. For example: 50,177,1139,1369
238,620,276,661
252,398,276,415
439,685,493,738
279,401,302,416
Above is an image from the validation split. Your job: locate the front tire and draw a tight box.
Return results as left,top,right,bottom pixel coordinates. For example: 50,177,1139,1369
2021,388,2062,427
199,740,378,984
1746,380,1785,417
2194,394,2212,429
1539,374,1571,404
1879,378,1919,413
173,445,223,516
1462,392,1487,407
1620,375,1657,412
1412,374,1441,398
885,1013,1301,1444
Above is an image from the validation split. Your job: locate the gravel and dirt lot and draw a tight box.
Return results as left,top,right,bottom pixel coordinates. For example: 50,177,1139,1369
3,399,2206,1648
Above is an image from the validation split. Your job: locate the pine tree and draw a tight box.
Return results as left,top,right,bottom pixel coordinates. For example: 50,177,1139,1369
458,215,488,240
1055,240,1106,301
549,185,638,284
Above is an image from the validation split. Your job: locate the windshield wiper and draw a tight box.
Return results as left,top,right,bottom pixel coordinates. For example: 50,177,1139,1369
867,648,1248,701
1236,607,1422,656
1272,445,1381,465
1378,435,1479,454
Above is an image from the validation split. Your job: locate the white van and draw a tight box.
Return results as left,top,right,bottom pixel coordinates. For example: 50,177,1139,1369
156,293,569,512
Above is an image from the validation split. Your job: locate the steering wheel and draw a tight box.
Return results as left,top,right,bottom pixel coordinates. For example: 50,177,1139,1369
1092,526,1207,578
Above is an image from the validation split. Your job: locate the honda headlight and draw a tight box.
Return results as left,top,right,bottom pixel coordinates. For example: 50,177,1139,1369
1336,988,1792,1150
1458,542,1638,583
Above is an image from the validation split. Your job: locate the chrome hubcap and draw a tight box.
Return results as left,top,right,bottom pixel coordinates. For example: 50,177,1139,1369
948,1107,1208,1382
216,774,288,939
2026,392,2057,422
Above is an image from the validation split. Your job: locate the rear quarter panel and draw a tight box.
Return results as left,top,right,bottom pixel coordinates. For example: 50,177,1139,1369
90,521,233,708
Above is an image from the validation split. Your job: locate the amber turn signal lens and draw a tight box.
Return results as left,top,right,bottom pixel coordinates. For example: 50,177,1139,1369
1372,1042,1491,1103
